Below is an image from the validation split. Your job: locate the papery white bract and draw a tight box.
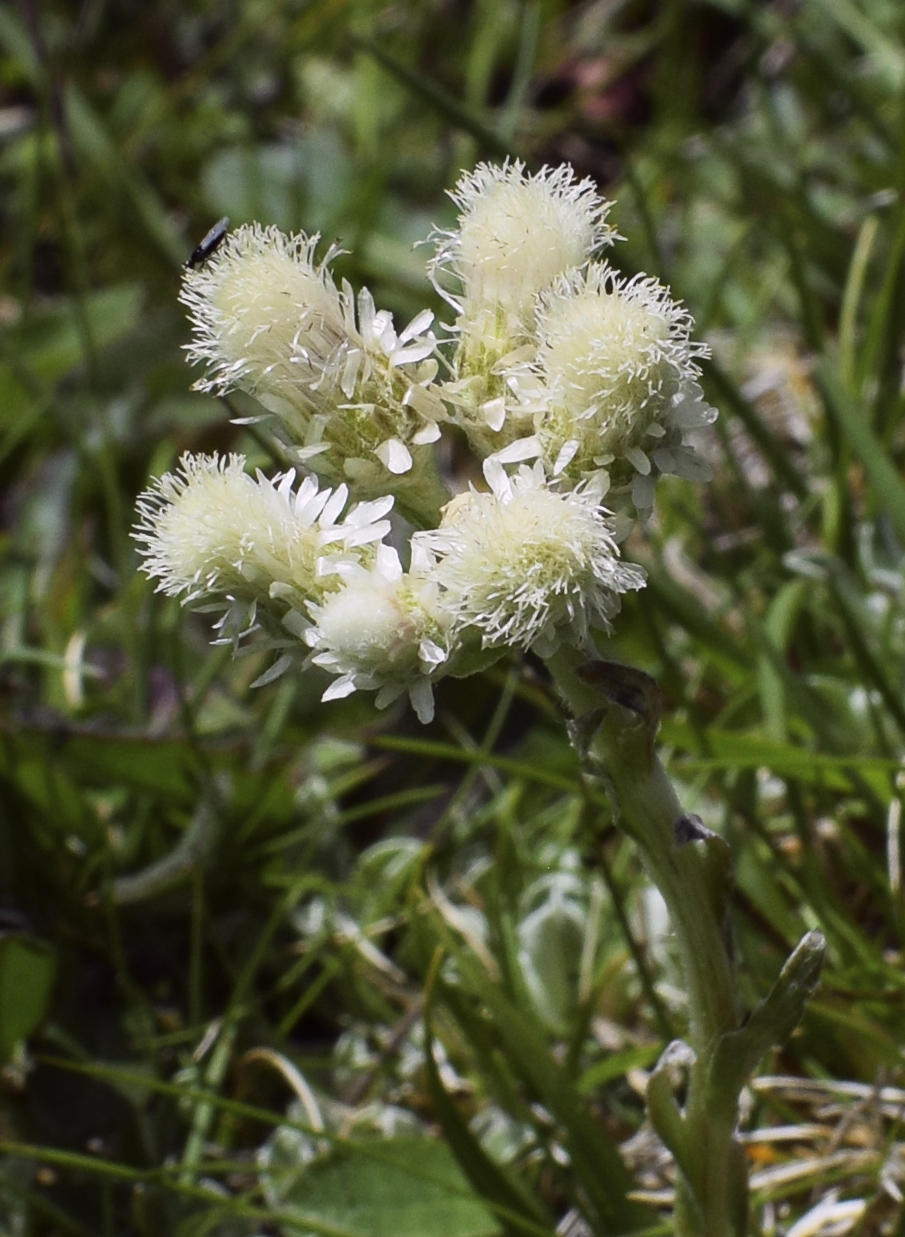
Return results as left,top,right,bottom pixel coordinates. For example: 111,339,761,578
430,162,618,463
304,545,450,724
139,161,719,722
180,225,344,409
494,263,715,514
179,225,445,508
430,161,615,339
422,463,646,654
133,453,392,611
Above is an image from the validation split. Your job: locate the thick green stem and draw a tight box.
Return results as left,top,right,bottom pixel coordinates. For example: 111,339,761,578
545,649,737,1045
545,651,824,1235
545,649,744,1237
607,750,737,1049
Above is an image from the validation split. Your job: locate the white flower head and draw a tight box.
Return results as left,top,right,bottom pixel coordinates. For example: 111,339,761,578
429,161,616,355
422,463,645,654
524,263,715,506
304,545,450,724
180,224,344,407
133,452,393,613
179,225,444,498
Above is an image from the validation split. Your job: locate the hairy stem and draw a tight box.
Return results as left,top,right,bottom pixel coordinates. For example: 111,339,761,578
545,648,745,1237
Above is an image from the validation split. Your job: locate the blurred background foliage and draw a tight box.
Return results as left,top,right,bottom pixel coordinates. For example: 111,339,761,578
1,0,905,1234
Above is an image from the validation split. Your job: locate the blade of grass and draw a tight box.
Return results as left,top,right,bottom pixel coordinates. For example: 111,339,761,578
0,1173,94,1237
0,1141,419,1237
370,736,580,794
700,358,809,500
861,204,905,430
351,35,516,160
36,1054,532,1215
423,1020,555,1237
64,86,185,266
816,361,905,546
839,215,880,393
498,1,539,144
642,565,750,676
826,569,905,739
442,963,655,1236
661,718,897,796
583,814,675,1044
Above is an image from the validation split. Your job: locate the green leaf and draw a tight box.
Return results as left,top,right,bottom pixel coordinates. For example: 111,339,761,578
275,1138,501,1237
516,887,585,1033
817,361,905,546
645,1063,690,1176
444,967,654,1236
112,796,218,904
706,930,825,1120
0,724,198,805
0,933,57,1064
424,1024,554,1237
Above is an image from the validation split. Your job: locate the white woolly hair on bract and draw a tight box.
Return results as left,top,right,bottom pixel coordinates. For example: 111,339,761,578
429,161,616,338
530,262,710,461
180,223,444,481
180,224,347,406
423,462,646,653
133,453,393,607
304,544,449,724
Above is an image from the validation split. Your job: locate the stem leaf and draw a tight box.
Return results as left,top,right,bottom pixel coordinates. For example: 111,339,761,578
705,930,826,1117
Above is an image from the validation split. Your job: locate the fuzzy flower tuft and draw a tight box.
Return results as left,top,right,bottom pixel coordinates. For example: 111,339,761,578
179,225,445,506
180,225,344,408
133,453,393,613
430,161,615,356
304,545,450,724
506,263,715,511
421,463,645,654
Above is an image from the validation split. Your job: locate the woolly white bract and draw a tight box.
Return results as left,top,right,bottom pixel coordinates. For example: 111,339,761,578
304,545,449,724
430,161,614,339
133,453,392,611
421,464,646,655
521,265,715,502
179,224,444,497
430,162,616,456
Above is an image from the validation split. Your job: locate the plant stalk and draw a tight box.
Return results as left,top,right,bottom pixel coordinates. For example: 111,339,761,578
545,648,745,1237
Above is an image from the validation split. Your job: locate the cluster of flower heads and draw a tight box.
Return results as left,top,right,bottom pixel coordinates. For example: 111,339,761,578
135,161,715,722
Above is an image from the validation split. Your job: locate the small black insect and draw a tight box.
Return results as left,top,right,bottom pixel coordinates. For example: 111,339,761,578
185,216,230,270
